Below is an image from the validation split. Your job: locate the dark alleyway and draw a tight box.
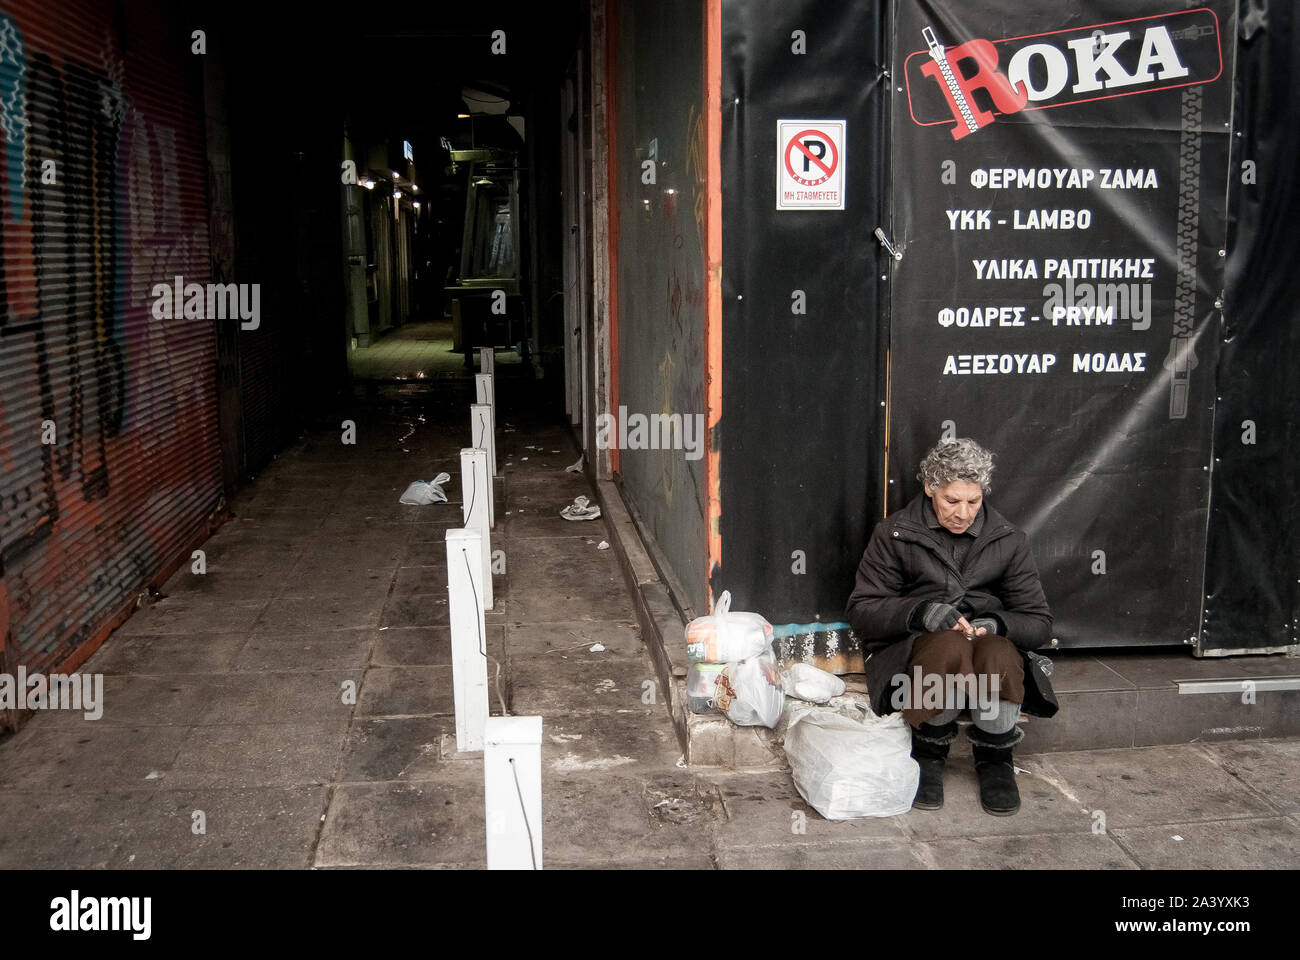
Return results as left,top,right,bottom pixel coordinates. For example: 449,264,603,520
0,381,696,867
0,379,1296,868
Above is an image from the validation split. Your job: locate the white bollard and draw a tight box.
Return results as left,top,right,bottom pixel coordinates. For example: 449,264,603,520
474,374,497,480
484,716,543,870
471,403,496,525
460,447,493,610
480,346,494,376
481,377,498,480
446,527,489,753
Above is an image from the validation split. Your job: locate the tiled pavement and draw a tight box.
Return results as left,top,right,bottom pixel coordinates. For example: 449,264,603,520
0,379,681,868
0,379,1295,869
348,320,526,380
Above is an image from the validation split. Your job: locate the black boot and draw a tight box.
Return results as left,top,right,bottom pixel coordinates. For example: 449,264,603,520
910,720,957,810
969,726,1022,816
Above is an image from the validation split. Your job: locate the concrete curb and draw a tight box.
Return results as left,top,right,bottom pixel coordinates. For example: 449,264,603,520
590,477,785,768
590,477,690,756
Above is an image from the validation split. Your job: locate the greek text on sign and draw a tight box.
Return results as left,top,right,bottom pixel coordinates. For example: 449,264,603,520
777,120,846,210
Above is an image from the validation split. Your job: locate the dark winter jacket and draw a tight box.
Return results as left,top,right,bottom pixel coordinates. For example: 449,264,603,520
845,494,1058,718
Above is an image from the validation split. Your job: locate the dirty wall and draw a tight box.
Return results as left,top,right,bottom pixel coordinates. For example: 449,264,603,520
0,0,220,719
613,0,709,614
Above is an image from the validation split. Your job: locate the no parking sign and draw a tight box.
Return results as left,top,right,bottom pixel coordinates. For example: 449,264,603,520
776,119,846,210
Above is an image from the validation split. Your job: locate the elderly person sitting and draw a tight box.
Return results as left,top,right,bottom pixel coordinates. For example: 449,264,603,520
845,437,1057,816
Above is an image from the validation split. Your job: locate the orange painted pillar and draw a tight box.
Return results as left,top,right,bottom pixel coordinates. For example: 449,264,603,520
704,0,723,607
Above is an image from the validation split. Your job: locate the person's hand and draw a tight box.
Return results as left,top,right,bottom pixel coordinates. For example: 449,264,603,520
919,602,963,633
968,617,999,638
955,616,984,639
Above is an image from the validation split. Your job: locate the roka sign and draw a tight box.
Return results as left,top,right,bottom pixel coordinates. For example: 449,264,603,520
905,9,1223,140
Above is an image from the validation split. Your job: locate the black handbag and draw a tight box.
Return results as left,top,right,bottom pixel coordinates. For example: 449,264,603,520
1022,650,1060,718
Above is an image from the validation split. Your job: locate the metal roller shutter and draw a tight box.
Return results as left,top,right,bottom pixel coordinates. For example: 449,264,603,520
0,0,220,719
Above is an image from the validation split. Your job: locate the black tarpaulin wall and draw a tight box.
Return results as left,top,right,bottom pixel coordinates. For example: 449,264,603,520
718,0,890,625
717,0,1295,654
887,0,1235,650
1203,0,1300,655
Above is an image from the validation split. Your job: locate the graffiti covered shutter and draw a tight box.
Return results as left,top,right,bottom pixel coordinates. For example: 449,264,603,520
0,1,220,695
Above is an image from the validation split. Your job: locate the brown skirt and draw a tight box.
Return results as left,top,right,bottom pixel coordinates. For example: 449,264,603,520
901,630,1025,728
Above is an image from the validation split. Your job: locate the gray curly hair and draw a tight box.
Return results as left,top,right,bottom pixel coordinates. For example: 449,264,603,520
917,437,995,493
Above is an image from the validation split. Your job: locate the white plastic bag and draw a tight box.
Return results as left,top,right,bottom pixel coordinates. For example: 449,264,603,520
713,652,784,728
685,590,773,663
781,663,847,703
784,703,919,820
399,472,451,505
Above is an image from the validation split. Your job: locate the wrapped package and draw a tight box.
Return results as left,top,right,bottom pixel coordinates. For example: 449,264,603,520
685,590,773,663
784,703,919,820
712,653,784,728
781,663,847,703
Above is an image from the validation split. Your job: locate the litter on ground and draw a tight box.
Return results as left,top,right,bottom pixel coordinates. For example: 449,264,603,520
561,495,601,521
399,472,451,505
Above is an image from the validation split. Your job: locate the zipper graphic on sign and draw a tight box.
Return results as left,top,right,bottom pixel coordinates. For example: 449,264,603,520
1164,84,1203,420
923,26,980,136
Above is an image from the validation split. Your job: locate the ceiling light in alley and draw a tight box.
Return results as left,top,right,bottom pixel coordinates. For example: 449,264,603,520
362,179,375,190
462,86,510,115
